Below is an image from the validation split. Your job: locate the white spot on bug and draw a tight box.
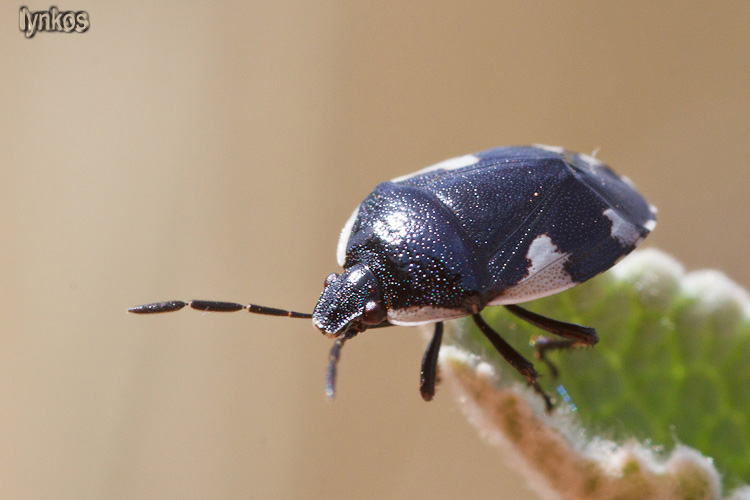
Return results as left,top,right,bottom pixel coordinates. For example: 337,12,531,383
532,144,565,154
336,205,360,266
387,306,469,326
579,153,603,167
619,174,636,189
390,154,480,183
488,234,575,305
644,204,658,233
526,234,569,274
603,208,641,244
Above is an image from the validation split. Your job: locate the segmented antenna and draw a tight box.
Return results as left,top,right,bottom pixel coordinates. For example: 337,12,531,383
129,299,360,400
128,300,312,319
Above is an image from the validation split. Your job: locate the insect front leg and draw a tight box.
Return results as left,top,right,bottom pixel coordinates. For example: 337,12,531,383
420,322,444,401
504,304,599,378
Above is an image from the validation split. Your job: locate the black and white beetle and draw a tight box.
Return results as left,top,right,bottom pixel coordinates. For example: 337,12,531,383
130,145,656,410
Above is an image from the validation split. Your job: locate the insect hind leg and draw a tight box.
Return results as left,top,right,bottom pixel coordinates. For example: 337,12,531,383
504,304,598,378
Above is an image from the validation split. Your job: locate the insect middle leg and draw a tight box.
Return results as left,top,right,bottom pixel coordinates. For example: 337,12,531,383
472,313,552,412
504,304,599,378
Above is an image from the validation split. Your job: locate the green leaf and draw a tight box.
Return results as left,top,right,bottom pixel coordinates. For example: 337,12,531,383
440,249,750,500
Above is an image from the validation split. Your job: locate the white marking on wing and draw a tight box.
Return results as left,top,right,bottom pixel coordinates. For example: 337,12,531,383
603,208,641,244
390,154,480,183
619,174,636,189
579,152,603,167
336,205,360,267
532,144,565,154
488,233,575,305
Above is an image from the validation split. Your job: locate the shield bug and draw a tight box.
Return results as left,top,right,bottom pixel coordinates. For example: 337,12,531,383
130,145,656,410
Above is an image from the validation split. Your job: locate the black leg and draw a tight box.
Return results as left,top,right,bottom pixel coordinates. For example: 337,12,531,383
504,304,599,378
532,339,575,378
472,313,552,413
420,322,444,401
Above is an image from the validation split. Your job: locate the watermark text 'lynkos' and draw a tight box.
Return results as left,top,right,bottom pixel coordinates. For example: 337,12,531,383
19,6,89,38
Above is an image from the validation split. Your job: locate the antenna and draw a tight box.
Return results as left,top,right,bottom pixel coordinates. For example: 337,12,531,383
128,300,312,319
127,299,366,398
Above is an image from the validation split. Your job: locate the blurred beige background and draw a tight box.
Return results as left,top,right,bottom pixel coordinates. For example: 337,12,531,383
1,2,749,499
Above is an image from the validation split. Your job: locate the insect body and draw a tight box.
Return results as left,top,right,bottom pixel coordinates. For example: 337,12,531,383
130,145,656,410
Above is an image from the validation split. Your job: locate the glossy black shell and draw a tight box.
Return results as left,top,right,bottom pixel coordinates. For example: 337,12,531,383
335,145,656,327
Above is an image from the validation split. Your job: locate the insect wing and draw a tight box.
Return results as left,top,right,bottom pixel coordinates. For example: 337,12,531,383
390,146,656,304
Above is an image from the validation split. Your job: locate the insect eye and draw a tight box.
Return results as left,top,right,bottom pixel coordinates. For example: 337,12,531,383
324,273,339,288
362,300,386,325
